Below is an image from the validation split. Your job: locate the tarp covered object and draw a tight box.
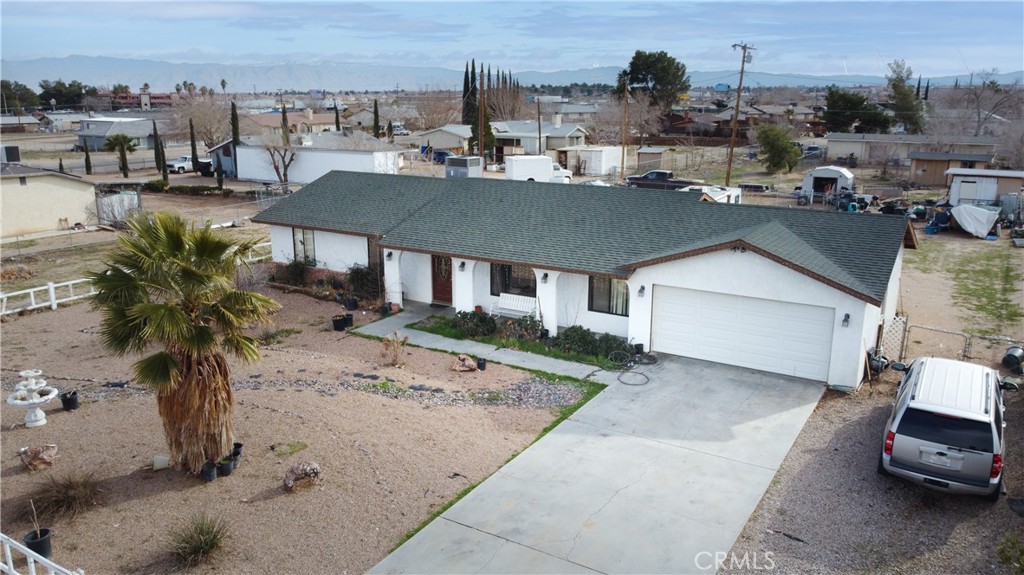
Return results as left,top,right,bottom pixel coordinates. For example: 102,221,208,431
951,204,1000,239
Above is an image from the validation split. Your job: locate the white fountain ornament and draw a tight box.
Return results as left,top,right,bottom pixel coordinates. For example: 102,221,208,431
7,369,60,427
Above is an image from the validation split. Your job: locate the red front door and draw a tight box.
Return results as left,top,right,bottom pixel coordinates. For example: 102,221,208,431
431,255,452,305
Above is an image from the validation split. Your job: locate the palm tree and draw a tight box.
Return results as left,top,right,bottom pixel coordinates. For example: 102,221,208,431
103,134,136,178
88,212,280,473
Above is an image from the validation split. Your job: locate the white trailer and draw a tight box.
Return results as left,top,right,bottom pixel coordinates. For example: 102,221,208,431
945,168,1024,206
505,155,573,183
578,146,623,176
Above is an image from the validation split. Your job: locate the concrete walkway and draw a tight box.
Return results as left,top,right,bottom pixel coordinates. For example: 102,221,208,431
359,304,825,574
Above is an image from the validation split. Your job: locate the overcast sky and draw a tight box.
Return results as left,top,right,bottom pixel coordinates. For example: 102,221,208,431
2,1,1022,78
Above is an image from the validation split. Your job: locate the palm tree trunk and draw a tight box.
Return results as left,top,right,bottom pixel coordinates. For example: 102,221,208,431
157,350,234,473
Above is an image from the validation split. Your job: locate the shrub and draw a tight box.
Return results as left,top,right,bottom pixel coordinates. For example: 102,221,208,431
596,332,631,357
550,325,598,355
171,513,229,568
380,331,409,366
26,473,99,521
142,179,168,193
348,264,383,301
168,184,220,196
453,311,497,337
276,259,312,286
998,531,1024,574
497,315,544,341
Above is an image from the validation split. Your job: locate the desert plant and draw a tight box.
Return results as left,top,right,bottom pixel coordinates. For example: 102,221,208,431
347,264,383,301
27,473,99,521
277,258,311,286
88,212,281,474
171,513,229,568
142,179,168,193
550,325,599,355
381,331,409,366
998,531,1024,574
497,315,544,341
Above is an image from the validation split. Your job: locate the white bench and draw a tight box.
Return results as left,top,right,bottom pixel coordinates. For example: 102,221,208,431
489,293,537,319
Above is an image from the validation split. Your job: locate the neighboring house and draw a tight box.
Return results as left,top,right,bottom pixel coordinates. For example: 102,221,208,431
77,117,157,151
253,172,916,391
825,133,998,167
490,119,587,160
0,115,40,134
418,124,474,153
234,133,403,184
241,109,341,136
907,151,994,187
31,112,93,133
554,103,601,124
752,104,816,122
1,164,96,237
343,107,376,131
944,168,1024,206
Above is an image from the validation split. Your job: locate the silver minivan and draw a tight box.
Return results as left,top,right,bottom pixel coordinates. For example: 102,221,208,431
878,356,1018,501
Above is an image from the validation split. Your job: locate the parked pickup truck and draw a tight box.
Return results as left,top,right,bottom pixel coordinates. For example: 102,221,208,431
625,170,703,190
166,155,194,173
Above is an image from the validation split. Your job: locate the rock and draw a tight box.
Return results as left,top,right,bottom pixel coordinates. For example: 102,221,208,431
284,461,322,492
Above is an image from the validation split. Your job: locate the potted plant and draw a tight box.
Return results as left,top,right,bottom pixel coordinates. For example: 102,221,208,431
218,456,234,477
23,500,52,559
200,459,217,482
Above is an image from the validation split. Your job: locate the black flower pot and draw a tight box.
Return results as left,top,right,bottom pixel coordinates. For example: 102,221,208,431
218,458,233,477
346,298,358,311
476,358,487,371
201,460,217,482
23,528,52,559
332,315,347,331
60,390,79,411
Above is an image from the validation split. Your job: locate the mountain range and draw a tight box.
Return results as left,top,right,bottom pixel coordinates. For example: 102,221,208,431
3,55,1022,94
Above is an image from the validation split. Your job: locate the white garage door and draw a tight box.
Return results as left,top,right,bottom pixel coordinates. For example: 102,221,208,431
651,286,834,381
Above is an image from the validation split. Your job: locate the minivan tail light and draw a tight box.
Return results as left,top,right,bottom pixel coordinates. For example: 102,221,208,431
884,430,895,455
991,454,1003,479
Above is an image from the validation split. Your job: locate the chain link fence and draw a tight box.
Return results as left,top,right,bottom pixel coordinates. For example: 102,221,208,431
883,315,1021,371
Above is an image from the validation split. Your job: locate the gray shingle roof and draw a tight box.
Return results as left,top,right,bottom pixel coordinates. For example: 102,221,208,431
907,151,994,162
252,172,910,304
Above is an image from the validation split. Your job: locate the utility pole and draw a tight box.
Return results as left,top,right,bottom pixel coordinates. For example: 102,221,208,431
725,43,755,186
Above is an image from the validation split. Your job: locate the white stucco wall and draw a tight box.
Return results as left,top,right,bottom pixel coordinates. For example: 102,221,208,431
236,146,400,184
880,246,905,321
267,226,368,270
399,251,433,304
628,250,876,390
553,272,629,337
1,175,96,238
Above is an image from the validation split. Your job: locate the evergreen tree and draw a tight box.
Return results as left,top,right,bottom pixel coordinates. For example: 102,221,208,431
464,59,479,127
915,76,921,99
84,144,92,175
230,101,240,146
189,119,199,173
461,63,472,125
924,80,930,101
215,156,224,190
151,120,164,172
373,99,380,138
160,137,169,181
334,107,341,131
58,157,65,173
386,119,393,141
280,105,289,146
886,59,925,134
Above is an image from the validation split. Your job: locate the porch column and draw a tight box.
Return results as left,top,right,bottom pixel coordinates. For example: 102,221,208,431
627,278,651,352
383,250,404,308
534,269,561,336
452,258,479,312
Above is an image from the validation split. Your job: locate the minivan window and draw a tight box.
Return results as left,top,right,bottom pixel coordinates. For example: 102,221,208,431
897,408,993,452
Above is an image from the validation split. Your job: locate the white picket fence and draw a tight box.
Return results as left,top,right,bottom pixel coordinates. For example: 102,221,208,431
0,243,272,317
0,532,84,575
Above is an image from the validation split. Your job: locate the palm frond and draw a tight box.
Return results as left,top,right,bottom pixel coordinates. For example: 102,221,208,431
132,351,180,389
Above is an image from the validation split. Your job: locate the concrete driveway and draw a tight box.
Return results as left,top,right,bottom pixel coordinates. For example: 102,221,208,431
369,355,824,575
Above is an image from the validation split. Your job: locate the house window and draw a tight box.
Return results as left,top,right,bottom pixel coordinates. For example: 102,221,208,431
292,228,315,265
19,177,27,186
588,276,629,316
960,160,976,169
490,263,536,297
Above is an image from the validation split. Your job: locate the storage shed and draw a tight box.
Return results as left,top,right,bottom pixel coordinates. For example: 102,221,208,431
945,168,1024,207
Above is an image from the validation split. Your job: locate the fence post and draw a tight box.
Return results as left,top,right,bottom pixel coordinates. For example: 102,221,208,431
48,282,57,310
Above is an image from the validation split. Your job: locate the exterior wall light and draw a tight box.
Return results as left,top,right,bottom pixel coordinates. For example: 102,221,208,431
842,313,850,327
638,285,646,297
386,251,393,261
458,261,466,271
541,273,548,283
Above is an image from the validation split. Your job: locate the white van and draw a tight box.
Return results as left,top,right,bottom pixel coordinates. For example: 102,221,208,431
739,182,771,194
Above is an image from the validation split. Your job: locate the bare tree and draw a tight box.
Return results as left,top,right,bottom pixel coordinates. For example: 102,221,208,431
947,70,1023,136
168,87,230,149
586,101,624,145
263,133,297,188
999,120,1024,169
414,91,460,130
487,69,524,121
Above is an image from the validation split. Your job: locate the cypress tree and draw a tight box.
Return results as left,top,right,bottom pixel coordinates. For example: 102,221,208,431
373,99,380,138
84,144,92,175
280,105,289,146
58,157,65,173
215,156,224,190
189,118,199,173
152,120,163,172
160,137,169,181
334,107,341,131
230,101,240,146
462,63,471,125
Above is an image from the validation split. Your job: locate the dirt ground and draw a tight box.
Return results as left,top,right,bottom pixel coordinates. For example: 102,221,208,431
0,287,581,574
